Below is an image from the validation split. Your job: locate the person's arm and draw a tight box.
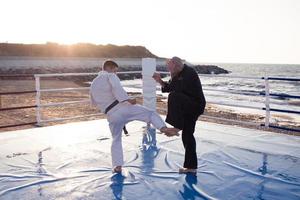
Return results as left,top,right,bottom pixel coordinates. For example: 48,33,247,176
90,91,97,106
161,81,172,93
127,98,136,104
153,72,172,93
108,74,130,102
189,68,206,113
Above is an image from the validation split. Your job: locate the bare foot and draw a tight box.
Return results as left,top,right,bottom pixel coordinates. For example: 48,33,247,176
160,127,180,137
112,166,122,173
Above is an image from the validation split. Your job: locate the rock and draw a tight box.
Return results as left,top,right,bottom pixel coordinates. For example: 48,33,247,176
192,65,229,74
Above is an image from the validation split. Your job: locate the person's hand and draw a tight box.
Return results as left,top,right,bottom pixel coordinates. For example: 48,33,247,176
127,98,136,105
152,72,162,83
160,127,180,137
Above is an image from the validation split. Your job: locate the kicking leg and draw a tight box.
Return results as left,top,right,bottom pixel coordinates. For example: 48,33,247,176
125,104,179,136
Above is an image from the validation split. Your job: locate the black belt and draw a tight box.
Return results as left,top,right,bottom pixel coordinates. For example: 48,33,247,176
105,100,119,114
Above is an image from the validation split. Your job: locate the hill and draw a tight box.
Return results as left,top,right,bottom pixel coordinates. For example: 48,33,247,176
0,42,158,58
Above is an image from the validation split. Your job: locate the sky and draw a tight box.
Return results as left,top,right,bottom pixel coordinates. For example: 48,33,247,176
0,0,299,64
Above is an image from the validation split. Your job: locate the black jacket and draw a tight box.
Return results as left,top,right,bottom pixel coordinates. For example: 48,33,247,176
162,64,206,115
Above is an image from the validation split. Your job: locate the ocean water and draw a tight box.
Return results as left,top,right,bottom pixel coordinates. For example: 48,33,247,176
196,63,300,117
193,63,300,111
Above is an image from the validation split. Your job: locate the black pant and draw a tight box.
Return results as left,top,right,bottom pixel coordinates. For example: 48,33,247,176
166,92,199,169
182,117,197,169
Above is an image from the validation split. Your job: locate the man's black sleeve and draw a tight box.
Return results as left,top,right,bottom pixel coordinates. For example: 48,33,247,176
161,81,172,93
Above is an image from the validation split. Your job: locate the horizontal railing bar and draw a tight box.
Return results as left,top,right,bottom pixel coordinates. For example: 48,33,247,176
40,94,142,108
157,71,263,80
35,72,98,77
39,87,89,92
203,88,262,96
158,101,263,111
267,77,300,81
39,85,143,93
40,113,103,123
259,92,300,99
270,93,300,99
184,89,300,101
0,122,37,129
199,74,263,80
269,101,292,106
0,105,37,111
0,90,36,95
205,89,300,100
266,125,300,132
204,97,296,106
166,100,300,115
0,74,35,78
34,71,142,78
266,108,300,114
117,71,142,74
40,100,90,108
157,71,300,82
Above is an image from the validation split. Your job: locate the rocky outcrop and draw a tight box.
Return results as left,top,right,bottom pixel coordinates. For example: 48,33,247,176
192,65,229,74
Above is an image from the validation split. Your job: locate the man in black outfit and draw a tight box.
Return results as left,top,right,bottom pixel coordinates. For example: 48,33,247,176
153,56,206,174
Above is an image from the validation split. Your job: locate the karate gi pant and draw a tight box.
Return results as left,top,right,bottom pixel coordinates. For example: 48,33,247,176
166,92,201,169
107,102,166,167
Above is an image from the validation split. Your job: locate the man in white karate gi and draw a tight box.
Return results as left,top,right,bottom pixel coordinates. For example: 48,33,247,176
90,60,179,173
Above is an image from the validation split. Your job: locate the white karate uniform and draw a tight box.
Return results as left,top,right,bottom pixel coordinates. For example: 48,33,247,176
90,71,166,167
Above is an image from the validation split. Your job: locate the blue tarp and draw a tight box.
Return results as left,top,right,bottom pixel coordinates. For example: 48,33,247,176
0,119,299,200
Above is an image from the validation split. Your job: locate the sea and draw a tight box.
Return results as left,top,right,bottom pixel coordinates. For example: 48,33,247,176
197,63,300,113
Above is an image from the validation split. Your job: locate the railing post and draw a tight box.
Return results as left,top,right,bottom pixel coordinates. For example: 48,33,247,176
35,75,42,127
264,76,270,128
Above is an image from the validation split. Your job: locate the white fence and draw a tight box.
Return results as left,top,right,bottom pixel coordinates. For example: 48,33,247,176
32,60,300,132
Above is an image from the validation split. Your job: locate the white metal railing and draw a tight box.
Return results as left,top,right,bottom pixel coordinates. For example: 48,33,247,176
32,65,299,132
264,75,270,127
34,71,143,125
34,71,142,77
40,100,91,108
35,76,41,126
40,87,89,92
